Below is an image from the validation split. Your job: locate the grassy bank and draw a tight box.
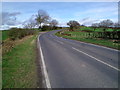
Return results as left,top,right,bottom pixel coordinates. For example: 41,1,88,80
55,30,120,50
2,35,40,88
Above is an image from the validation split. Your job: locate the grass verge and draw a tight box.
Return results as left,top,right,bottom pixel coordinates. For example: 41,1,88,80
55,30,120,50
2,35,40,88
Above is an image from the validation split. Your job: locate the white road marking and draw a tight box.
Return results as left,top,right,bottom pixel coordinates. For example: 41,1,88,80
38,35,51,88
72,47,120,71
55,35,58,38
78,41,119,52
56,40,64,44
50,35,53,37
57,35,119,52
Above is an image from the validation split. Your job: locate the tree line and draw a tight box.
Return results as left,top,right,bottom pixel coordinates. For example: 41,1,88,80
23,9,60,31
8,9,120,40
66,19,120,40
91,19,120,40
7,9,61,40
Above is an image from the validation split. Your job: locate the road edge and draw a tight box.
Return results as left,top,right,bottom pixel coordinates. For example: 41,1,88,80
37,34,51,88
56,36,119,52
55,30,120,52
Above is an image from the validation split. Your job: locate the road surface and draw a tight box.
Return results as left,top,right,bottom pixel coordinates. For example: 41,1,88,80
39,30,119,88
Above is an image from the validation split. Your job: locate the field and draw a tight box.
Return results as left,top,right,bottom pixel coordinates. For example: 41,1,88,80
56,27,120,50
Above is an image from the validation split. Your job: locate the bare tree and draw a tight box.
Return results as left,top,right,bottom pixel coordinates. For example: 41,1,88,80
91,23,99,31
35,10,50,29
114,22,120,28
23,22,36,29
99,19,113,28
23,15,37,29
98,19,113,38
49,19,58,27
67,20,80,31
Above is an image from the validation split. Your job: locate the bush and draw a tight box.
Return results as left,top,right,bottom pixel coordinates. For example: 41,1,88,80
52,26,58,30
8,28,36,40
87,31,120,40
41,25,59,31
58,27,62,29
41,25,52,31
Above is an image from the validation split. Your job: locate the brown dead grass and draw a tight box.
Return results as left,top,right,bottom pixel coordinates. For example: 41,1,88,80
2,35,33,55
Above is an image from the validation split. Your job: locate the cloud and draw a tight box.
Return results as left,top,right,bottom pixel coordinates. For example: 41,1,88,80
2,12,21,26
80,17,117,26
0,25,10,30
0,12,21,30
0,24,23,30
51,16,67,25
73,2,117,26
81,17,90,21
74,3,117,19
80,17,100,26
0,12,22,30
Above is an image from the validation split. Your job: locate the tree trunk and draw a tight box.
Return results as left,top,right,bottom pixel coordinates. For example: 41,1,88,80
38,23,42,30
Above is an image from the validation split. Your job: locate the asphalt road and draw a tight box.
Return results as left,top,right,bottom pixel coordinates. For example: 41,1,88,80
39,30,119,88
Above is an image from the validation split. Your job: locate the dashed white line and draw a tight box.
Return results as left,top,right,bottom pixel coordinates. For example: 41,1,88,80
72,47,120,71
78,41,119,52
50,35,53,37
56,40,64,44
57,36,119,52
38,35,51,88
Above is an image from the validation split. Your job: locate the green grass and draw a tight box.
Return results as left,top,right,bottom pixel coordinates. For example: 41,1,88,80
2,35,39,88
2,30,9,41
75,26,120,32
2,30,40,41
56,30,120,50
1,28,60,41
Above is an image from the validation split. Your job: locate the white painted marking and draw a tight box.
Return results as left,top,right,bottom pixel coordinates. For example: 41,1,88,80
72,47,120,71
55,35,58,38
38,35,51,88
57,35,119,52
59,37,66,40
56,40,64,44
79,41,119,52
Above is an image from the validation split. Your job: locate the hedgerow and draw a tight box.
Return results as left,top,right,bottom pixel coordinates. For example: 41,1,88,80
8,28,36,40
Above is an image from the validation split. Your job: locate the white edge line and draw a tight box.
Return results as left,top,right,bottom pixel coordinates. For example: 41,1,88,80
72,47,120,71
37,34,51,88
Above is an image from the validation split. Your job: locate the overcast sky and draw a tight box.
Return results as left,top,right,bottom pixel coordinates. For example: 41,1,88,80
1,2,118,30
